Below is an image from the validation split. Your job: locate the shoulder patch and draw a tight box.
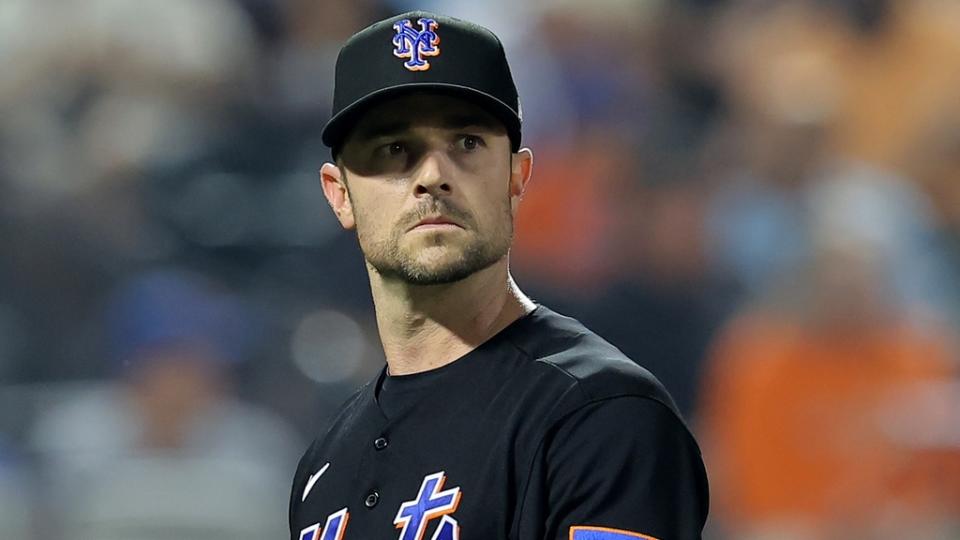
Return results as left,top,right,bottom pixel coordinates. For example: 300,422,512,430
570,526,660,540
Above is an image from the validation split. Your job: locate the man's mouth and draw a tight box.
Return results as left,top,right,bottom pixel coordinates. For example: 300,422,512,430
409,216,463,231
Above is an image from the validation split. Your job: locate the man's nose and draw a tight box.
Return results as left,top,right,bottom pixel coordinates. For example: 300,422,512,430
411,150,452,198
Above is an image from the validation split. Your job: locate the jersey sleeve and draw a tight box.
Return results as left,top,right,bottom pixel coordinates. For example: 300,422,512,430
538,396,709,540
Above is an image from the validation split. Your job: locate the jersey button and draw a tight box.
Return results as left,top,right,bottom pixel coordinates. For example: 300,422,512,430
374,436,389,450
364,491,380,508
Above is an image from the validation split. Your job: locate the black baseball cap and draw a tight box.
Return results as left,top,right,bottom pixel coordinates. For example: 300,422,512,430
322,11,522,156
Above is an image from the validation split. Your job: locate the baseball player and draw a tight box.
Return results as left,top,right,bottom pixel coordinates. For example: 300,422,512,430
290,11,709,540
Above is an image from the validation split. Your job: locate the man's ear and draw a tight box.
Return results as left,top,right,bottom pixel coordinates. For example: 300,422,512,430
509,148,534,214
320,162,356,229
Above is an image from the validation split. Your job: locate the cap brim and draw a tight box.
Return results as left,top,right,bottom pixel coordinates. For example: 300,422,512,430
321,83,521,156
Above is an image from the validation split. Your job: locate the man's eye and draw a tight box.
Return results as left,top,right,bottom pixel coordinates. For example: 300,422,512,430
458,135,484,151
374,142,406,158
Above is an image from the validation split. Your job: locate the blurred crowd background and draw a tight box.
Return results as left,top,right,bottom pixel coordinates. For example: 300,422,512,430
1,0,958,538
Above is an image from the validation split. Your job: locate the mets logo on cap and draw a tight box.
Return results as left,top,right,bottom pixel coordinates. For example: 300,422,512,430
392,18,440,71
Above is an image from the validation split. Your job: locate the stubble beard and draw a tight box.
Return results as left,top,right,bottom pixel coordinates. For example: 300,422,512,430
358,203,513,286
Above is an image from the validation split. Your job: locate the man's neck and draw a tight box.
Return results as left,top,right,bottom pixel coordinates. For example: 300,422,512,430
368,261,535,376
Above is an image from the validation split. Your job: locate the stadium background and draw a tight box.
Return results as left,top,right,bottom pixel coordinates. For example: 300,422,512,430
0,0,958,538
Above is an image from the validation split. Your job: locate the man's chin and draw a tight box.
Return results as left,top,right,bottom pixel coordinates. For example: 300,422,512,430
399,257,482,285
370,253,497,286
401,270,474,286
365,238,508,286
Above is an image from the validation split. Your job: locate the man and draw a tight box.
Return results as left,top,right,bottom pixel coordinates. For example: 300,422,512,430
290,11,708,540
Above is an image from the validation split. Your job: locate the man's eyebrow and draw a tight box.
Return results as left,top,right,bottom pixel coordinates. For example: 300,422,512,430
442,114,503,131
354,114,503,140
354,121,411,141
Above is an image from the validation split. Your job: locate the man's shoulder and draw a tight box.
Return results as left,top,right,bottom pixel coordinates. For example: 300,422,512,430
507,305,679,414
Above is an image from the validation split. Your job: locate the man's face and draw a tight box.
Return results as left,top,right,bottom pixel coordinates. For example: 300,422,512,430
329,93,519,285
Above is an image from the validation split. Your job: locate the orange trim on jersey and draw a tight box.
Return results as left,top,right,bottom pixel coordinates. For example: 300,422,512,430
569,525,661,540
334,510,350,540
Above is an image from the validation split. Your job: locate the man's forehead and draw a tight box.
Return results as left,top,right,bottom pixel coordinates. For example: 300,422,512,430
350,93,506,139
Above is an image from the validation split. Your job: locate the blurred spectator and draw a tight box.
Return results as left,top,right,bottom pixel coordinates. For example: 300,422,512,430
513,133,631,292
827,0,960,171
704,0,841,298
806,165,960,326
698,175,960,538
0,437,32,540
903,116,960,331
577,180,729,418
705,0,960,323
29,270,301,540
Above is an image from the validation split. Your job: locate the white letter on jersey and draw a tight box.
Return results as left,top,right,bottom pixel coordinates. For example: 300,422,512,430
299,507,349,540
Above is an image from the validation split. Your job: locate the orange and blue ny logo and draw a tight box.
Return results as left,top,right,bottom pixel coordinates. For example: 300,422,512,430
392,18,440,71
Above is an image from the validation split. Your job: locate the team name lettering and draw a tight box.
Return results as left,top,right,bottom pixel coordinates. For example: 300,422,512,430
299,508,349,540
394,471,461,540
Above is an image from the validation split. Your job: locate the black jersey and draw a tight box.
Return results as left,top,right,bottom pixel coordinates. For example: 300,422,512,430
289,305,709,540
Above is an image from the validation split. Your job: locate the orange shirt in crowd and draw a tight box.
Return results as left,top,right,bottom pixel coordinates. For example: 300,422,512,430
699,312,958,537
